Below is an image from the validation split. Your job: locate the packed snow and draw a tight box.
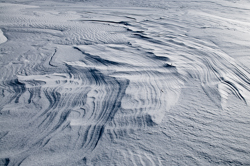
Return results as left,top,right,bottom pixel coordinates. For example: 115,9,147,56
0,0,250,165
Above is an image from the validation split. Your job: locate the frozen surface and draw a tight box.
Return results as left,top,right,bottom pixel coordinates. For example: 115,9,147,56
0,0,250,165
0,29,7,44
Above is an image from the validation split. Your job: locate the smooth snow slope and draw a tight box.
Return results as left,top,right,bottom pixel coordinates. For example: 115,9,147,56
0,0,250,165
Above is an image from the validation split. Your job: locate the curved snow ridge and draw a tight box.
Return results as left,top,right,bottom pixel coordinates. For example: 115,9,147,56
1,66,129,165
119,11,250,108
73,44,183,125
0,29,7,44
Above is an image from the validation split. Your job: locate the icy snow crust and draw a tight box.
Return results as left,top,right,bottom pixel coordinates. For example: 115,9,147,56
0,0,250,165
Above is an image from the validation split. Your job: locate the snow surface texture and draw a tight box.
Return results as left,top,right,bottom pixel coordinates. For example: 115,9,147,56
0,29,7,44
0,0,250,165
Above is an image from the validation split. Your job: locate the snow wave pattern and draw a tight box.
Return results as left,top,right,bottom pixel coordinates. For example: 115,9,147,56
0,1,250,166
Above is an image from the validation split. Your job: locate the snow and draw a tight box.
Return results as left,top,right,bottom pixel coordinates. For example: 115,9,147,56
0,29,7,44
0,0,250,165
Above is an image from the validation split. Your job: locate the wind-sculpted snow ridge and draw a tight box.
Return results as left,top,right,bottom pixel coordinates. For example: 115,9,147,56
0,29,7,44
1,1,250,166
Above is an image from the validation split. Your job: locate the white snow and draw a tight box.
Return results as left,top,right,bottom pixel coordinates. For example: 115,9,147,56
0,0,250,165
0,29,7,44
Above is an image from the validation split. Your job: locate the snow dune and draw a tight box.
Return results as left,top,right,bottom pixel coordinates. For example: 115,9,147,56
0,0,250,165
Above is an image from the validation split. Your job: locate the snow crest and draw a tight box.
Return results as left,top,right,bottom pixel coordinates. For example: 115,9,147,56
0,29,7,44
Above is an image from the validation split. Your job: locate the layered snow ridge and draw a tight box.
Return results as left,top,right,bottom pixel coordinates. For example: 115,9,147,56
0,1,250,166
